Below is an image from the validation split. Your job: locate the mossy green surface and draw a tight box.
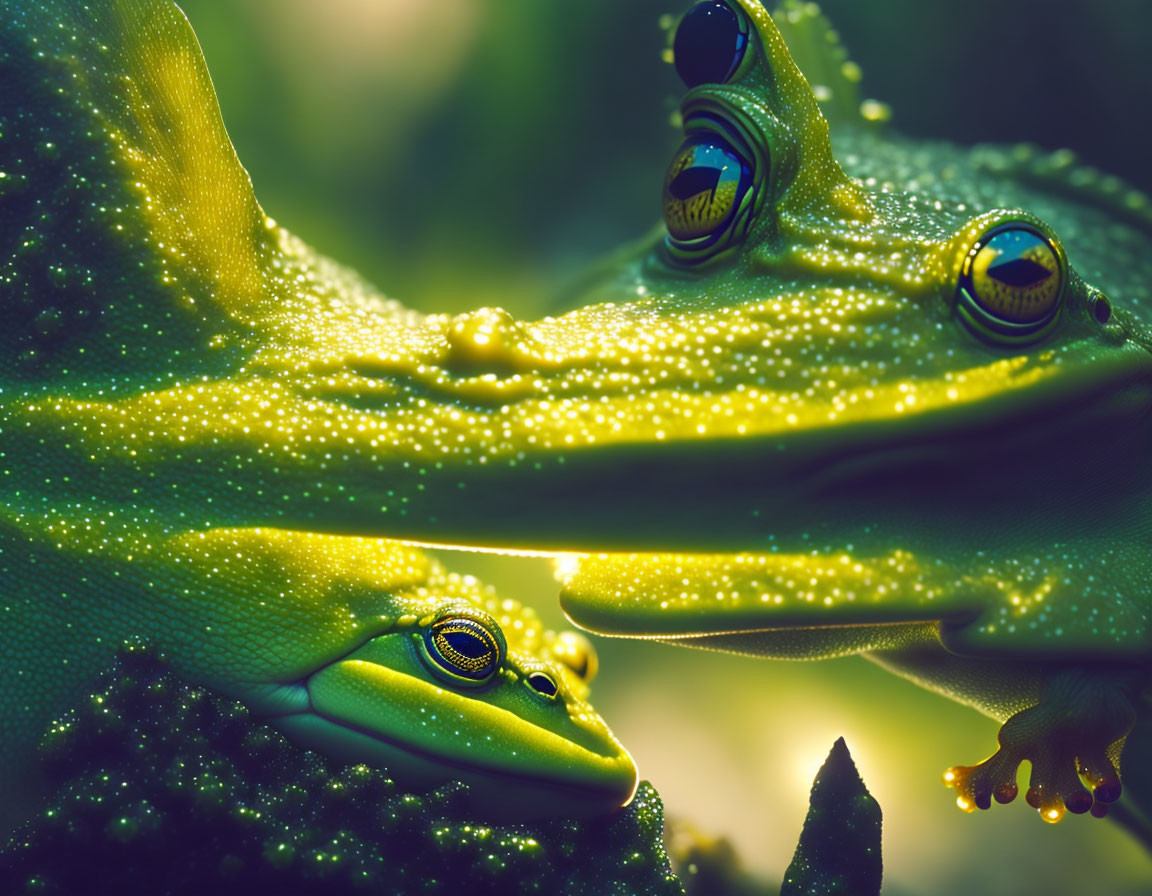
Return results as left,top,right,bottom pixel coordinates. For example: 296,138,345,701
0,652,681,896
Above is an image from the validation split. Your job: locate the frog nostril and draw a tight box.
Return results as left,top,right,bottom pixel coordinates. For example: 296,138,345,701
526,671,559,700
1091,292,1113,325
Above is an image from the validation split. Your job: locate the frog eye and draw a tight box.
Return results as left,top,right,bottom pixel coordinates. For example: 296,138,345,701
663,133,756,261
418,609,505,687
957,224,1064,344
673,1,750,88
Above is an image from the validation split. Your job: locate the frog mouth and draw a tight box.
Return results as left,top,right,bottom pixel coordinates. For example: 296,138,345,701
262,655,637,819
785,353,1152,539
395,340,1152,554
268,705,637,818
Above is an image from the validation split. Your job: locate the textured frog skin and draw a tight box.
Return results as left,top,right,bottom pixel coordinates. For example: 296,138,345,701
4,0,1152,848
0,0,638,835
557,0,1152,834
2,0,1149,556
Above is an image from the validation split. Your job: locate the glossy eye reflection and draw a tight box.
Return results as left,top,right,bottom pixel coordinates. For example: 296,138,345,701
663,134,753,251
673,1,749,88
957,224,1064,344
420,611,503,686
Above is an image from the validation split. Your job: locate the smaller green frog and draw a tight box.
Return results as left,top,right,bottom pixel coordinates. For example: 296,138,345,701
1,522,636,833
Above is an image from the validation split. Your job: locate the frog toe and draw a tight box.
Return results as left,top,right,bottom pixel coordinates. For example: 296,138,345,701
944,673,1135,822
944,738,1109,821
944,751,1022,812
1023,745,1093,821
1080,750,1123,818
1078,750,1123,804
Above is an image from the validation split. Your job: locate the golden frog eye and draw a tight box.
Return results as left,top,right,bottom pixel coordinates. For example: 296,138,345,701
663,132,756,262
673,1,750,89
418,609,504,687
957,224,1064,344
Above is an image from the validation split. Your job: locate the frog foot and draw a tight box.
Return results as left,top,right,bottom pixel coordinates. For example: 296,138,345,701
943,673,1136,822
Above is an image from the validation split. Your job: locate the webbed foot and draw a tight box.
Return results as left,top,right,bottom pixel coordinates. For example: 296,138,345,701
943,671,1135,822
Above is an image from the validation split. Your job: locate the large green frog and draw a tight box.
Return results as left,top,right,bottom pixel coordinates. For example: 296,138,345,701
0,0,640,834
555,0,1152,836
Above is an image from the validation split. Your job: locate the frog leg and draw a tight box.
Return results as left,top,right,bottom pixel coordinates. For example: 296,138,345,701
943,668,1135,822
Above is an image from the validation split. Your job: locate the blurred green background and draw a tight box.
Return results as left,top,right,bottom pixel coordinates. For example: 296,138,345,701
176,1,1152,893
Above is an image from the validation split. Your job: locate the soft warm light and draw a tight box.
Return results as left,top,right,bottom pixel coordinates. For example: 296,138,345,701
399,539,568,559
551,554,585,584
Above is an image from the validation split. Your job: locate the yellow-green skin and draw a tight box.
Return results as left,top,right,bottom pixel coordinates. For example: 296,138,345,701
0,0,637,835
3,0,1152,840
558,1,1152,829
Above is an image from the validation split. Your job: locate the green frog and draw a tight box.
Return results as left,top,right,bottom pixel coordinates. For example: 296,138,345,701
555,0,1152,837
5,0,1152,851
0,0,639,834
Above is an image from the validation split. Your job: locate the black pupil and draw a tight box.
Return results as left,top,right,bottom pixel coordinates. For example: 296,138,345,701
668,165,724,202
674,2,746,89
987,257,1052,289
441,628,489,661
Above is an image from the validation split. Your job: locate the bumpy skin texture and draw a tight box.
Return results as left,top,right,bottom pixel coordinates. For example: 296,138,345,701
0,517,636,827
4,0,1152,850
0,0,638,835
0,655,677,896
557,0,1152,830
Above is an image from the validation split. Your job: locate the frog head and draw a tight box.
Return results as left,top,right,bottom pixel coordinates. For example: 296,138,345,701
491,0,1152,555
552,2,1152,650
87,527,637,819
256,560,637,820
